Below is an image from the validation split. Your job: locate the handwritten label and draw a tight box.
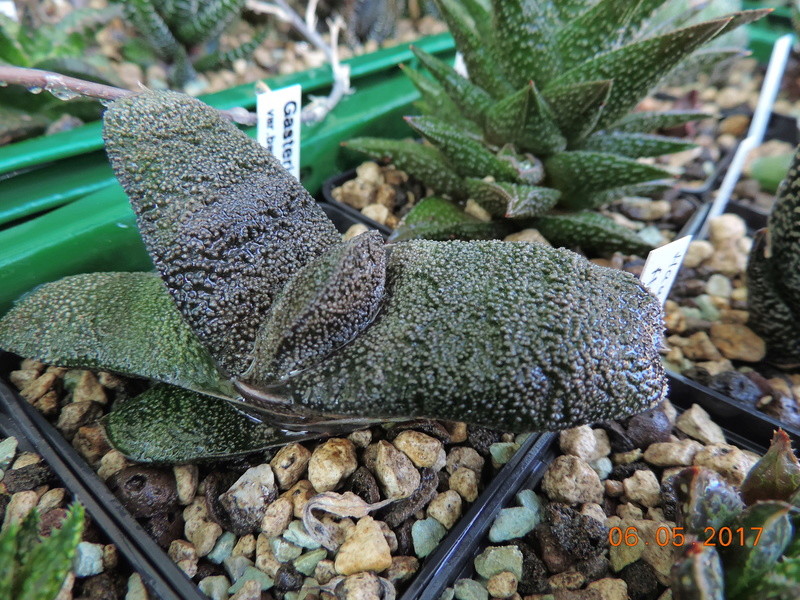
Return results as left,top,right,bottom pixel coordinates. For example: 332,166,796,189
0,1,18,20
256,83,302,180
640,235,693,305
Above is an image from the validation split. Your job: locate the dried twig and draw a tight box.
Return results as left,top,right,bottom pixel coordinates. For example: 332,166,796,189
0,66,258,126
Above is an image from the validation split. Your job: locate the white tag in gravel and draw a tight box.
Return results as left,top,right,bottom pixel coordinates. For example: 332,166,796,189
256,83,302,180
640,235,693,305
0,1,17,20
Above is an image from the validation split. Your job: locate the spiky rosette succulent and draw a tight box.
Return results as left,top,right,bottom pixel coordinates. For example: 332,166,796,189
0,91,667,464
747,143,800,367
346,0,767,253
670,430,800,600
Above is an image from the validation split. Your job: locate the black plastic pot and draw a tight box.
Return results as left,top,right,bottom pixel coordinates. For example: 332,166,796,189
415,373,783,600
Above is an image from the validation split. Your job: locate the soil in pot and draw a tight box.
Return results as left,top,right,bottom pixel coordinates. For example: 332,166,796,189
3,355,528,600
435,399,772,600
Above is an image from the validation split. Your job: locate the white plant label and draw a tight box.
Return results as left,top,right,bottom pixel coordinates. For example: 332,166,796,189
0,1,18,20
640,235,693,305
256,83,302,180
453,52,468,77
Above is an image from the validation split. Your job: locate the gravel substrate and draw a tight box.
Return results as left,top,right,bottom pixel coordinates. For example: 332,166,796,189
4,357,525,600
0,431,141,600
436,400,765,600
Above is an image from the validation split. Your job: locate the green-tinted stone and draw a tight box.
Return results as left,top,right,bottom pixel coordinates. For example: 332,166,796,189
591,457,613,480
439,588,455,600
270,536,302,562
516,489,544,519
489,442,520,466
198,575,232,600
695,295,721,321
207,531,237,564
0,437,17,470
412,517,447,558
474,545,523,579
293,548,327,576
488,506,539,542
282,520,322,550
223,555,253,582
454,578,489,600
227,566,274,594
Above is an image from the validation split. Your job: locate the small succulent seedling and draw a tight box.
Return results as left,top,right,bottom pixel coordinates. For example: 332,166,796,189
670,431,800,600
747,143,800,367
345,0,766,252
0,90,667,463
0,503,85,600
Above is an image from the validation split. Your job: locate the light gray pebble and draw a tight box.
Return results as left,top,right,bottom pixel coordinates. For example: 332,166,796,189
0,437,18,470
125,573,149,600
227,566,274,594
223,555,254,582
474,546,523,580
706,274,732,298
591,456,613,480
270,536,303,561
282,519,321,549
454,578,488,600
73,542,104,577
199,575,231,600
694,295,721,321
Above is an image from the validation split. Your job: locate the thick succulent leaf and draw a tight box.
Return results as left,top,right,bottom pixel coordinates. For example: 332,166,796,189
545,151,671,210
545,19,730,132
518,83,567,155
554,0,600,21
0,21,27,65
672,467,745,534
753,557,800,600
712,9,773,39
534,211,655,256
582,132,695,158
0,272,233,398
491,0,561,87
556,0,663,69
583,182,671,209
458,0,493,41
465,179,560,219
665,48,743,87
497,145,545,185
543,80,613,144
389,196,511,242
618,0,672,42
671,544,725,600
400,64,467,128
434,0,514,98
281,240,667,432
741,430,800,505
611,110,709,134
105,384,313,463
721,501,793,600
485,85,531,146
405,116,519,182
409,48,493,126
194,24,270,72
175,0,245,44
765,147,800,304
747,231,800,367
125,0,183,60
344,137,466,199
104,91,340,377
245,232,387,385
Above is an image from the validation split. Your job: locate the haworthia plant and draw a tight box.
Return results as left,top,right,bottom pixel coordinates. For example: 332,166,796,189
670,431,800,600
747,144,800,367
0,91,668,463
345,0,767,253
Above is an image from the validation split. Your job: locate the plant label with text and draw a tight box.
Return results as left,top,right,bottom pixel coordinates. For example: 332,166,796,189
257,83,302,180
640,235,692,305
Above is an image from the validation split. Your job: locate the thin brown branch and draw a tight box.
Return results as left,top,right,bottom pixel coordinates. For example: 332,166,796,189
0,66,258,126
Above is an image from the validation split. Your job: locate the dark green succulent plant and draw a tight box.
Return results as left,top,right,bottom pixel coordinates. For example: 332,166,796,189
117,0,269,88
0,503,85,600
671,430,800,600
0,7,121,144
747,143,800,367
0,90,667,464
345,0,766,253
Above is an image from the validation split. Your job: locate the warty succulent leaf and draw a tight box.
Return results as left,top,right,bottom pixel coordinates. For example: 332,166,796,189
533,212,655,256
581,132,696,158
103,91,341,378
388,196,512,242
752,556,800,600
244,231,387,384
671,543,725,600
740,430,800,505
545,151,671,210
271,240,666,433
544,18,730,131
0,272,234,399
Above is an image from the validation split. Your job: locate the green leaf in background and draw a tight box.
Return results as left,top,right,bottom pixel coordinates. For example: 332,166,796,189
581,132,696,158
671,543,725,600
543,79,613,143
750,152,794,194
485,84,532,146
534,211,655,256
389,196,511,242
740,430,800,505
0,272,233,398
611,110,710,133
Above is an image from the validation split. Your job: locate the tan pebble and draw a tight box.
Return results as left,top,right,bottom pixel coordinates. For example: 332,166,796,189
9,369,39,389
709,322,766,362
308,438,357,493
446,446,484,474
103,544,119,571
612,449,642,465
315,558,337,585
393,430,444,469
664,310,686,334
383,166,408,186
644,440,703,467
361,203,390,225
587,577,628,600
19,358,44,372
695,359,734,377
681,331,722,361
230,579,260,600
504,228,550,245
38,487,66,513
731,287,748,302
3,491,38,528
449,467,479,502
73,371,107,404
464,199,491,221
443,421,468,443
676,404,726,445
173,464,199,505
581,503,607,525
283,480,316,518
185,519,222,557
704,241,747,277
334,516,392,575
33,391,59,417
559,425,603,462
20,372,59,403
270,443,312,490
98,450,130,481
333,179,375,209
487,571,518,598
374,183,397,208
373,440,420,499
720,309,749,324
548,570,585,590
232,534,255,558
427,490,462,529
605,480,624,497
255,534,282,577
719,114,750,136
694,443,757,486
623,470,661,507
347,429,372,448
355,161,384,186
617,503,644,520
682,240,714,268
12,452,41,469
73,425,110,466
260,496,293,537
54,572,75,600
541,455,603,504
342,223,369,241
709,214,746,243
665,346,685,365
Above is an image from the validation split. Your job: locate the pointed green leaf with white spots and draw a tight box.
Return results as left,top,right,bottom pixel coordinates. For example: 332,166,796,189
611,110,709,133
400,64,467,128
582,132,695,158
535,211,655,256
490,0,561,87
405,116,520,182
543,80,613,144
545,19,730,131
410,48,493,126
435,0,514,98
105,384,314,463
0,272,233,398
344,137,466,199
485,85,531,146
465,179,560,219
389,196,511,242
518,83,567,155
546,151,671,209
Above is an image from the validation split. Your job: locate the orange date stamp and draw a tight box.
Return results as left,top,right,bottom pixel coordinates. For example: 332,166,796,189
608,526,763,547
